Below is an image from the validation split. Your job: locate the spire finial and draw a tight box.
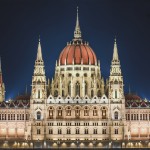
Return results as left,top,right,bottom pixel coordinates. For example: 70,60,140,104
36,36,43,61
39,35,40,42
74,6,82,40
112,37,119,61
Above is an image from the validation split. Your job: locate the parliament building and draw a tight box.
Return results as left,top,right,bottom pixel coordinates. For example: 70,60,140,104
0,8,149,148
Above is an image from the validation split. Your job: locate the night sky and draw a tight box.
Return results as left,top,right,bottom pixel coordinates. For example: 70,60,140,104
0,0,150,100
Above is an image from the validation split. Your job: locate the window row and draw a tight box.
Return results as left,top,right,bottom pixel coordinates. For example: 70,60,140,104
37,128,119,135
0,113,29,120
126,113,149,120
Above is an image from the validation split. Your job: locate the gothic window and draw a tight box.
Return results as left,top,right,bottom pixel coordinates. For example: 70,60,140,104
37,129,41,134
68,81,71,96
54,90,58,97
49,129,53,134
66,128,71,134
85,82,88,95
114,111,118,120
58,128,62,134
93,128,97,134
57,107,62,117
75,128,80,134
84,128,89,134
75,82,80,96
102,107,107,119
102,129,106,134
66,106,71,116
75,107,80,117
93,107,98,116
49,107,54,118
38,90,40,98
115,129,118,134
8,114,10,120
91,90,94,97
62,90,64,97
84,106,89,116
37,111,41,120
115,90,117,98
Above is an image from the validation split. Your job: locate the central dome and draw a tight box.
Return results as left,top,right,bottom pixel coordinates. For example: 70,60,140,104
58,8,97,66
59,42,97,65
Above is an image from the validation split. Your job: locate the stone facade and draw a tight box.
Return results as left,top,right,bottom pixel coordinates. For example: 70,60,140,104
0,8,149,149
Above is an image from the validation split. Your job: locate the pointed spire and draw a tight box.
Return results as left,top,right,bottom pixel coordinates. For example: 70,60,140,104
36,36,43,61
112,37,119,61
74,6,82,40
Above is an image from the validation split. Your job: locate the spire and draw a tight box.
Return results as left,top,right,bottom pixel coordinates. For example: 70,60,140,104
112,38,119,61
74,7,82,40
36,36,43,61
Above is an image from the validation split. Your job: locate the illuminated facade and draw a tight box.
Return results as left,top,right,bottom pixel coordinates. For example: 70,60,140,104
0,8,150,148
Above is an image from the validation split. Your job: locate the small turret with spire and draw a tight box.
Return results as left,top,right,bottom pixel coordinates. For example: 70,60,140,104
73,7,82,41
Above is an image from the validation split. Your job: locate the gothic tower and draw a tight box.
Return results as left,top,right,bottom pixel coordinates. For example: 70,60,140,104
108,39,127,140
0,58,5,102
29,38,47,141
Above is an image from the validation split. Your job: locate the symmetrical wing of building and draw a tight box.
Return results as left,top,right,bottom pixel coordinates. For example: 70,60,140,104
0,8,149,147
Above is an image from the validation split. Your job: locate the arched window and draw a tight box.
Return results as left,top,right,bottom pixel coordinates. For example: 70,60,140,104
54,90,58,97
75,128,80,134
102,107,107,119
49,129,53,134
66,128,71,134
85,82,88,95
49,107,54,119
58,128,62,134
37,111,41,120
93,128,97,134
66,106,71,116
91,90,94,97
57,107,62,117
114,111,118,119
93,107,98,116
75,82,80,96
102,128,106,134
84,106,89,116
84,128,89,134
68,81,71,96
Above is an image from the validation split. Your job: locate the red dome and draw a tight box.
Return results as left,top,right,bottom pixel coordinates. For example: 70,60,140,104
59,42,97,65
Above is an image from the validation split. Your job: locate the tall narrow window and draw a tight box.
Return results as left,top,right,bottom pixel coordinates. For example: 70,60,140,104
84,107,89,116
115,129,118,134
102,107,107,119
93,107,98,116
75,82,80,96
75,107,80,117
38,90,40,98
115,90,117,98
114,111,118,120
91,90,94,97
68,81,71,96
62,90,64,97
85,82,88,95
37,111,41,120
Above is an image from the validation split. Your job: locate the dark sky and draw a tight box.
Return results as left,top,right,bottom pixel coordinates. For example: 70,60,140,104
0,0,150,100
